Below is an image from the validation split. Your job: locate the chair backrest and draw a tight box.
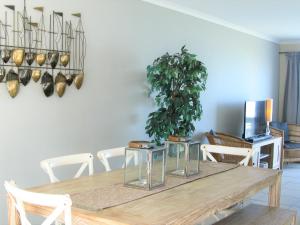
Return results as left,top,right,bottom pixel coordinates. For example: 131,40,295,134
200,144,253,166
40,153,94,183
97,147,137,172
4,181,72,225
205,131,253,164
288,124,300,143
270,121,289,142
205,132,252,148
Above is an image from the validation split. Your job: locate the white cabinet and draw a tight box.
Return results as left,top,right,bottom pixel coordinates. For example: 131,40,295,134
251,137,282,170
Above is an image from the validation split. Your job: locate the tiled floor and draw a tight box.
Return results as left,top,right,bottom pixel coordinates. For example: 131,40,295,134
250,163,300,224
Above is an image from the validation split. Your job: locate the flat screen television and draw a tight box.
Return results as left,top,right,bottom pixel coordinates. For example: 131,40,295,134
243,100,267,140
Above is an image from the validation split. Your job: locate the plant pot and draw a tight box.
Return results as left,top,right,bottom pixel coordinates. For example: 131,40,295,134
1,49,11,63
26,52,36,66
19,69,32,86
48,51,59,69
41,71,54,97
6,69,19,98
32,69,41,82
168,135,191,142
74,71,84,89
60,52,70,67
36,53,46,66
12,48,25,66
128,141,153,149
55,72,67,97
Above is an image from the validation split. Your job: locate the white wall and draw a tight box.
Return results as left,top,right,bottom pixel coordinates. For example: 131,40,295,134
278,43,300,120
0,0,279,223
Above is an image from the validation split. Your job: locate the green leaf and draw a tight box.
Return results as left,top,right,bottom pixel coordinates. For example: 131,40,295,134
145,46,208,144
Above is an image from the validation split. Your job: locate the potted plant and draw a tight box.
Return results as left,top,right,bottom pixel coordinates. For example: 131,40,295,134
145,46,208,145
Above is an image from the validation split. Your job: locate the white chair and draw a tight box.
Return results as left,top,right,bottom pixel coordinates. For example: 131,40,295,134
97,147,137,172
200,144,253,224
200,144,253,166
40,153,94,183
4,180,72,225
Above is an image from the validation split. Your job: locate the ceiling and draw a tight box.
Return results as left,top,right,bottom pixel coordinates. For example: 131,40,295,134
142,0,300,43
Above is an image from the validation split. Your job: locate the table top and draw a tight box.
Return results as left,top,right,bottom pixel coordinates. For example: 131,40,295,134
28,162,281,225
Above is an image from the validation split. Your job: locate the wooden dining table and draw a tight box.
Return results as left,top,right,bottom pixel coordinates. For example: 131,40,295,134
8,162,282,225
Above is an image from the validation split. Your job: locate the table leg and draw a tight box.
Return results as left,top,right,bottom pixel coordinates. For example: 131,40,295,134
268,173,282,207
7,194,21,225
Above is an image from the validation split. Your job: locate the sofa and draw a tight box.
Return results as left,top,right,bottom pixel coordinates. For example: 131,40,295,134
270,122,300,163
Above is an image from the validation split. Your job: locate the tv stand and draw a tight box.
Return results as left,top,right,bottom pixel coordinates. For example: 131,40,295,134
251,136,282,169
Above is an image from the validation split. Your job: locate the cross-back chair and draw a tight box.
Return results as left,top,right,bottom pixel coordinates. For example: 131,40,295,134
201,144,253,166
97,147,137,172
4,180,72,225
40,153,94,183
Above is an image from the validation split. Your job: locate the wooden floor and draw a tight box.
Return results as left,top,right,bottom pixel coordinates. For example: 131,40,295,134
250,163,300,225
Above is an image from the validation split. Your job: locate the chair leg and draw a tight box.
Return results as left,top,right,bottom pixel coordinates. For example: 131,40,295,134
291,215,296,225
7,194,21,225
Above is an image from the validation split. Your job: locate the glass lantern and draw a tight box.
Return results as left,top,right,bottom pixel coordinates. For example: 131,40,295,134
166,140,201,177
124,146,166,190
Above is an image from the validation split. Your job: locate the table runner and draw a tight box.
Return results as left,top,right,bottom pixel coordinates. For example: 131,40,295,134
71,161,238,211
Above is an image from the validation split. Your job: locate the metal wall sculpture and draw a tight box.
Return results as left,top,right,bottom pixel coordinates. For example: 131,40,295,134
0,0,86,98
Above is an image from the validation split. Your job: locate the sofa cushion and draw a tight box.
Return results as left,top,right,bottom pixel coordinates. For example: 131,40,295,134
284,141,300,150
270,121,289,142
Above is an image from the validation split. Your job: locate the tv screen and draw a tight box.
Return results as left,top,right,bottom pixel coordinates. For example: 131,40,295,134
244,100,266,139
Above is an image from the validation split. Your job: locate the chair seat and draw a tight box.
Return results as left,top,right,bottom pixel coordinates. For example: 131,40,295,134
213,204,296,225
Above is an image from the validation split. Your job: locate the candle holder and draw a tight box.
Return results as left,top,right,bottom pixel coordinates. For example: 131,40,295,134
165,140,201,177
124,145,166,190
